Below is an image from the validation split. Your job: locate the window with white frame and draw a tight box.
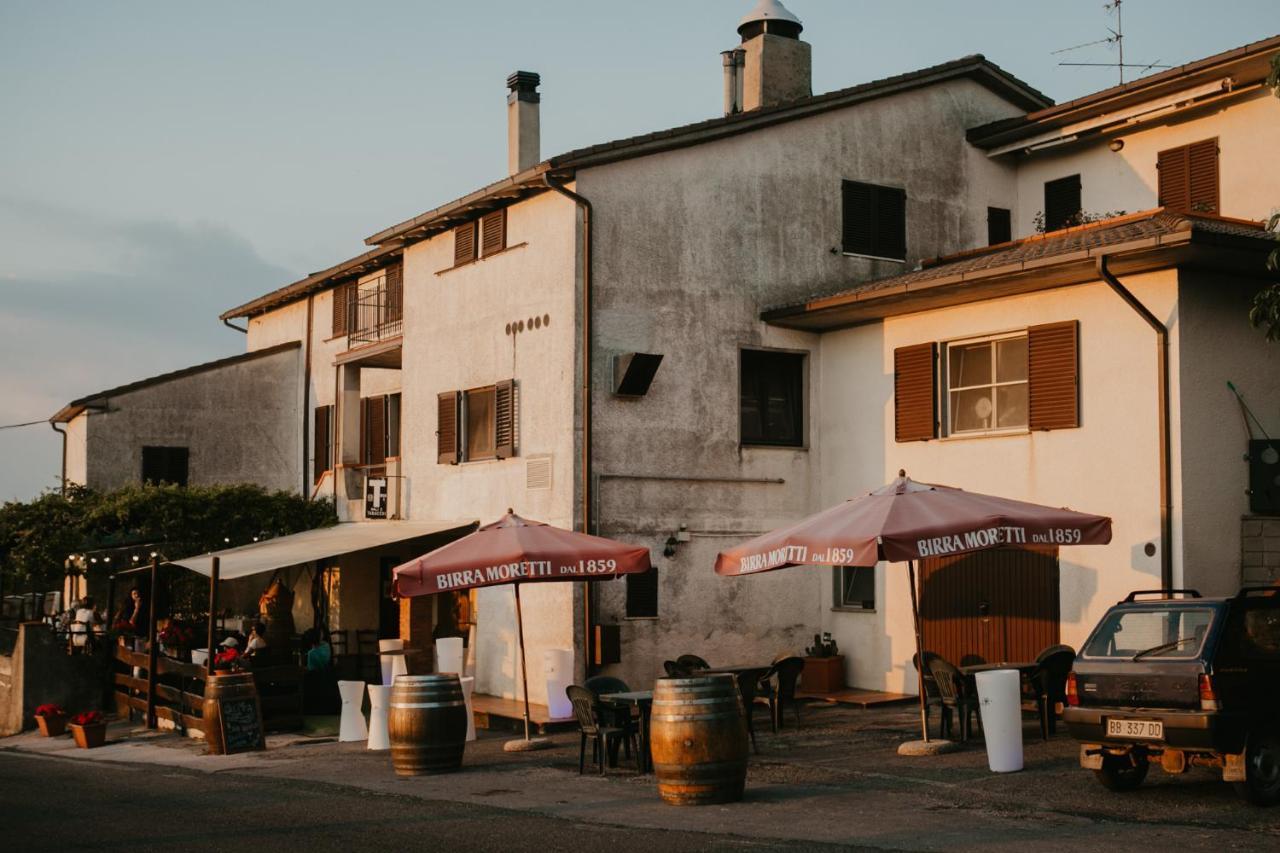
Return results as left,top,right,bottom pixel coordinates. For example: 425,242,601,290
833,566,875,611
945,333,1028,435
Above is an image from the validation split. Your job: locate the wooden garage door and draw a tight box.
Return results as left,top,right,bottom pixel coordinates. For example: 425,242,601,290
919,547,1060,666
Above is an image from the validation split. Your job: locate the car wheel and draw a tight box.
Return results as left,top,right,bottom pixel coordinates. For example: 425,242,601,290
1095,751,1149,792
1234,730,1280,807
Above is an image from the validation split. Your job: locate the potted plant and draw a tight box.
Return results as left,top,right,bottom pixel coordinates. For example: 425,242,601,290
211,647,244,676
34,704,67,737
159,622,197,660
68,710,107,749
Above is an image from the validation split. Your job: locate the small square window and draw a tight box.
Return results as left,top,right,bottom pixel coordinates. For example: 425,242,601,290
945,334,1028,435
740,349,805,447
142,446,189,487
833,566,875,611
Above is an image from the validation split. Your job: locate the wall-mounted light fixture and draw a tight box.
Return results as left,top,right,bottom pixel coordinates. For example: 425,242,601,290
1109,138,1125,152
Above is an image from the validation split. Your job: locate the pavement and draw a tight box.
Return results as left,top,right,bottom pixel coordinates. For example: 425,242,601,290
3,704,1278,851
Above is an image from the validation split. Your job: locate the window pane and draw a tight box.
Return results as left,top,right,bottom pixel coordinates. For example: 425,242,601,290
996,383,1028,428
950,388,994,433
466,389,495,459
837,566,875,609
948,342,992,388
1084,608,1215,658
996,337,1028,382
740,350,804,446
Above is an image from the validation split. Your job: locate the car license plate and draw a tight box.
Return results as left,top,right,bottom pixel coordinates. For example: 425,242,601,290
1106,718,1164,740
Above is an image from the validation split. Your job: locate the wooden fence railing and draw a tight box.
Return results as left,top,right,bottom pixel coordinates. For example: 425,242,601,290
113,644,208,734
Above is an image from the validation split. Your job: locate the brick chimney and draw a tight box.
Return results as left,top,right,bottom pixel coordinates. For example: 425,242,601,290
734,0,811,112
507,71,540,175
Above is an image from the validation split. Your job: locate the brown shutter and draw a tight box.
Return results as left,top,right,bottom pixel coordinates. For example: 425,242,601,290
454,222,476,266
385,263,403,322
437,391,460,464
331,283,349,336
481,209,506,257
1157,145,1190,211
313,406,330,485
1028,321,1079,431
894,343,937,442
1187,138,1219,214
363,396,386,465
494,379,516,459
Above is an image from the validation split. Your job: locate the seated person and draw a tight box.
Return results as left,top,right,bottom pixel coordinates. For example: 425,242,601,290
302,629,332,672
245,622,268,656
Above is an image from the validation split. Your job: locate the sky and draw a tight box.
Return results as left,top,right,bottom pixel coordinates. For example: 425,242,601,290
1,0,1275,501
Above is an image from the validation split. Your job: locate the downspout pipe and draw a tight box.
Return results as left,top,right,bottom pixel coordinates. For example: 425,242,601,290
544,172,595,673
50,421,67,495
1097,255,1173,590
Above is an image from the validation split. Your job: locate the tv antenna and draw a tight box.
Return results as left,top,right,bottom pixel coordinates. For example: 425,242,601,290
1053,0,1171,85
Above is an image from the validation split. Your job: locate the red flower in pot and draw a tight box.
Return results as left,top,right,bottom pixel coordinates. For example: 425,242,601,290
68,710,107,749
34,704,67,737
213,647,243,673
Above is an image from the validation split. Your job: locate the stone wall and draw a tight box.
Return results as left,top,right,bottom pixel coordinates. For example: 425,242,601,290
0,623,108,736
1242,516,1280,587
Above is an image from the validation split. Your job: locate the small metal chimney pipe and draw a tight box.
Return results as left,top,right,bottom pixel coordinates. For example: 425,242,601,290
507,70,541,175
721,49,745,115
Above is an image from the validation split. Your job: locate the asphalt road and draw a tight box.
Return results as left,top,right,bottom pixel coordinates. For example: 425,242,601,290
0,753,856,853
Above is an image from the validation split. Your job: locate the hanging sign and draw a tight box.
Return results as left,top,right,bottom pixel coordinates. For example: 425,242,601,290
365,477,388,520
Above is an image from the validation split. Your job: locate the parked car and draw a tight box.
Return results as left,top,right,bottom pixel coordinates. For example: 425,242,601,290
1065,588,1280,805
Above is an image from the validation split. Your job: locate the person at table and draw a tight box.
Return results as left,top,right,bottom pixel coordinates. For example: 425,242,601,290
245,622,268,656
302,628,331,671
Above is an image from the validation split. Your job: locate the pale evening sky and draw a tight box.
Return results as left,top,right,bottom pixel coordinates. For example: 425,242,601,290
1,0,1275,500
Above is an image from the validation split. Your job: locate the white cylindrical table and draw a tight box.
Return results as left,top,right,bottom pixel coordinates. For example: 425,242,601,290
379,639,408,687
459,675,476,742
543,648,574,720
366,684,391,750
337,679,369,743
975,669,1024,772
436,637,464,675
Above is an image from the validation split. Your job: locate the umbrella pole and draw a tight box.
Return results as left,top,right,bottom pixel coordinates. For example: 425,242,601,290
908,559,929,743
514,582,531,742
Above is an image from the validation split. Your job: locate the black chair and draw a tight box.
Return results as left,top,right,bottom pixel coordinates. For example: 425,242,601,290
928,657,981,742
912,651,945,737
760,655,806,733
676,654,710,670
663,660,692,678
567,685,640,775
1029,645,1076,739
584,675,630,695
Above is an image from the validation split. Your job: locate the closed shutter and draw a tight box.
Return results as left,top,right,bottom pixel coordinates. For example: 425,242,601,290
332,283,350,336
875,186,907,260
1028,321,1079,430
437,391,460,464
842,181,906,260
1043,175,1082,232
313,406,330,484
481,209,506,257
363,396,387,466
894,342,937,442
494,379,516,459
841,181,874,256
1157,145,1190,211
1158,139,1219,214
385,264,403,322
454,222,476,266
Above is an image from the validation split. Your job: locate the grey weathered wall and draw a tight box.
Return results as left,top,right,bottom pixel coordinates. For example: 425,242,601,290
0,623,108,736
578,78,1027,688
81,345,303,494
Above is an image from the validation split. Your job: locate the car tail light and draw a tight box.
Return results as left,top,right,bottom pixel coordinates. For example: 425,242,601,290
1198,674,1220,711
1066,671,1079,707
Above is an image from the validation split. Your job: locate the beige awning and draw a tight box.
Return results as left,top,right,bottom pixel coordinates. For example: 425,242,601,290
171,520,477,580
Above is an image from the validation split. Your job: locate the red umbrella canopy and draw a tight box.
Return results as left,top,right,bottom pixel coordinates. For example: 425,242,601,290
715,471,1112,576
394,511,652,598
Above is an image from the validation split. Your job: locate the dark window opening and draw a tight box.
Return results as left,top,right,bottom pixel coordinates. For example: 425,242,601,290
1043,175,1082,232
842,180,906,261
833,566,875,611
626,567,659,618
987,207,1012,245
387,393,402,458
313,405,333,485
740,349,805,447
142,446,189,487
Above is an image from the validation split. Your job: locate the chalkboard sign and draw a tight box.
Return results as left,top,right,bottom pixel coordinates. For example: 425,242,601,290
217,696,264,754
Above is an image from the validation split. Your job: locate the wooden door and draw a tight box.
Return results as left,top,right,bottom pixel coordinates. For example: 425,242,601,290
918,547,1060,666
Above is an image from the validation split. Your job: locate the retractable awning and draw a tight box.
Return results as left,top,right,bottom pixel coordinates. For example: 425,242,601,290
171,520,477,580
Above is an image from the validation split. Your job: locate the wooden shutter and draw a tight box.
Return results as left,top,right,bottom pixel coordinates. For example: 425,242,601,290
437,391,460,464
313,406,330,484
331,283,350,336
1043,175,1082,232
481,209,506,257
842,181,905,260
894,342,937,442
385,264,403,322
841,180,875,255
453,222,476,266
1028,321,1079,431
875,185,906,260
362,396,386,466
1158,139,1219,214
494,379,516,459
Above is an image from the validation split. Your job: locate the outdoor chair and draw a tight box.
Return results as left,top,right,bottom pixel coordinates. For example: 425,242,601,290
760,655,806,734
912,651,945,737
676,654,710,670
663,660,692,678
585,675,636,763
928,657,981,743
567,684,640,775
1029,645,1076,739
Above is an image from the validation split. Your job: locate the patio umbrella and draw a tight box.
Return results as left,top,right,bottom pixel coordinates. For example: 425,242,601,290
714,471,1112,743
393,510,652,744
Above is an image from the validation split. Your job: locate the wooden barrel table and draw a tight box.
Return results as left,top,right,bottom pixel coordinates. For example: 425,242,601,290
649,674,749,805
389,674,468,775
203,672,264,755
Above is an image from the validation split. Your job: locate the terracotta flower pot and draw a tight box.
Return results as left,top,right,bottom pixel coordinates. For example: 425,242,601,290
69,722,107,749
35,714,67,737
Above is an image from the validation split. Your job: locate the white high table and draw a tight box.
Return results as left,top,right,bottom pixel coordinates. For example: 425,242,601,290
337,680,368,743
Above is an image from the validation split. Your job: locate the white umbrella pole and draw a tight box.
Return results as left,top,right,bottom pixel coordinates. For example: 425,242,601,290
907,559,929,743
514,582,531,742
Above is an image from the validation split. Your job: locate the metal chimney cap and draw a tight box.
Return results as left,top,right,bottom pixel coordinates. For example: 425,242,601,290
738,0,802,30
506,70,541,92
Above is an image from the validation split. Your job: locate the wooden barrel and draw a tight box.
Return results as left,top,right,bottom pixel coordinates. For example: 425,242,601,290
650,674,749,805
202,672,264,755
388,674,468,775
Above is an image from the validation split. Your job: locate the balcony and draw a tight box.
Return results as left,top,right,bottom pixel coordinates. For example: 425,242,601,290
349,286,402,349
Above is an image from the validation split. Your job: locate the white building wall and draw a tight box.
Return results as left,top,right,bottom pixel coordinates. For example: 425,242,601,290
818,271,1181,693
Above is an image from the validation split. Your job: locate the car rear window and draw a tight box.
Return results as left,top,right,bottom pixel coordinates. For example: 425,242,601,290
1083,607,1215,659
